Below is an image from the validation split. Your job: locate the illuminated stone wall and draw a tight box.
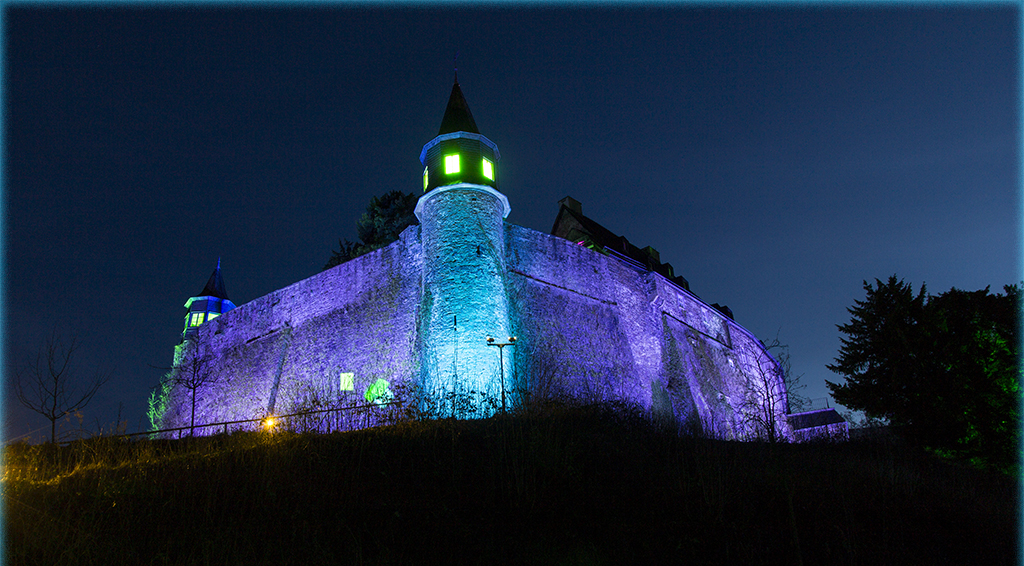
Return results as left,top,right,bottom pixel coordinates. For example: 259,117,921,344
418,184,511,415
504,224,790,438
158,226,423,431
157,212,791,439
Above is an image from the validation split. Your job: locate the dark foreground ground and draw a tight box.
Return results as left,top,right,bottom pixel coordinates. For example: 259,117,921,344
4,404,1018,565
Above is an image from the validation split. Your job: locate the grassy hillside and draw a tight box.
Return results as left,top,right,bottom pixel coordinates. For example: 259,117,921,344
4,403,1017,565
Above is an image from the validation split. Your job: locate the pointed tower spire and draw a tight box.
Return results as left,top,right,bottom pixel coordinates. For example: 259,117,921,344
198,260,230,300
182,260,237,340
419,75,503,198
438,79,479,135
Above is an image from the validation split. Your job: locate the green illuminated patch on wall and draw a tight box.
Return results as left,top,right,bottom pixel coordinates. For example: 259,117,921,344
423,167,429,191
482,158,493,180
339,372,355,391
364,378,392,404
445,154,460,174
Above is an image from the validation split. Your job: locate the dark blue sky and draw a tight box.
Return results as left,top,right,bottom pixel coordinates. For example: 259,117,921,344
4,5,1019,441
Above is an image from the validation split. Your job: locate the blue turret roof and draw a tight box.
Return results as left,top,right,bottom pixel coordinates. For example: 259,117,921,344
196,260,230,300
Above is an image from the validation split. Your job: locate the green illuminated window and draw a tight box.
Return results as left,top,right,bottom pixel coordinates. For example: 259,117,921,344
339,372,354,391
208,313,219,321
190,312,205,327
482,158,493,180
444,154,460,175
423,167,429,191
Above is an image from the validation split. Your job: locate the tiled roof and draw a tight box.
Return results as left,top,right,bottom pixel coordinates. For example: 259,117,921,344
788,408,847,430
551,199,690,291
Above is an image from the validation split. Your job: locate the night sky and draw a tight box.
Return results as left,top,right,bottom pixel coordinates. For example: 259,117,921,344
4,5,1019,441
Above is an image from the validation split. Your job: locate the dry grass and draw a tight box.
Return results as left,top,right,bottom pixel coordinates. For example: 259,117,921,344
4,402,1017,565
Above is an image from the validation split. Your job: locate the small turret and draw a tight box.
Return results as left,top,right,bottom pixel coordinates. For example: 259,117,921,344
419,79,501,194
182,259,236,340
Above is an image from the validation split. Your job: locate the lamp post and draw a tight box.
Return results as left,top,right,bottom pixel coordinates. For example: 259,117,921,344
486,336,517,413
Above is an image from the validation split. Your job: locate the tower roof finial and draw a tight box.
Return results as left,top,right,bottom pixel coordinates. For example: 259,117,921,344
438,72,479,135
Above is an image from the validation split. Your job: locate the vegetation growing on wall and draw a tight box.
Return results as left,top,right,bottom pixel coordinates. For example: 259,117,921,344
147,378,173,431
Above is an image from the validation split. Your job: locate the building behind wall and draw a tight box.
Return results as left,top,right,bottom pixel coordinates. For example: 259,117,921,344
154,79,839,440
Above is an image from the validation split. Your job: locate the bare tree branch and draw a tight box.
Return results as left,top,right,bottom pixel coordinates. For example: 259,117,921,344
162,342,224,436
764,335,808,414
734,335,800,443
15,330,109,443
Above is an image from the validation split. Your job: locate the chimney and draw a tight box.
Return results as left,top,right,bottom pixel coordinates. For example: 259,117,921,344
558,196,582,215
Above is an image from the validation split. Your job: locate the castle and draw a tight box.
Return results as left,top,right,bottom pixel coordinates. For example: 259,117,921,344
153,80,846,441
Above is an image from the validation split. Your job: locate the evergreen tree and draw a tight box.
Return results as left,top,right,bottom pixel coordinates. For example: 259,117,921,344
827,276,1021,472
924,285,1020,469
826,277,929,427
324,191,419,270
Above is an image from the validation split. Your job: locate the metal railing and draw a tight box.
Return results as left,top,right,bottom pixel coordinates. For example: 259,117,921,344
106,401,402,441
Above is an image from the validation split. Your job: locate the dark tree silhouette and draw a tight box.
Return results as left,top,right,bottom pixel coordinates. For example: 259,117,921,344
827,276,1020,471
827,277,929,424
324,190,419,269
15,330,109,443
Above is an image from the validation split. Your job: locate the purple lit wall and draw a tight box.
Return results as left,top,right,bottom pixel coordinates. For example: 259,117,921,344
505,223,789,438
156,226,422,431
154,205,792,439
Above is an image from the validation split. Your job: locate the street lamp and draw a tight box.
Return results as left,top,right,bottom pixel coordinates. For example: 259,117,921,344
486,335,517,413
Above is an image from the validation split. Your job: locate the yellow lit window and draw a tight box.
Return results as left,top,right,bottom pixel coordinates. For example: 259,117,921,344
339,372,355,391
207,313,219,321
190,312,205,327
482,158,493,180
444,154,460,174
423,167,429,191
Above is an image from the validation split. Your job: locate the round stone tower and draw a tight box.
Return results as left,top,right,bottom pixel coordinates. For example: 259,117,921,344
416,78,512,416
